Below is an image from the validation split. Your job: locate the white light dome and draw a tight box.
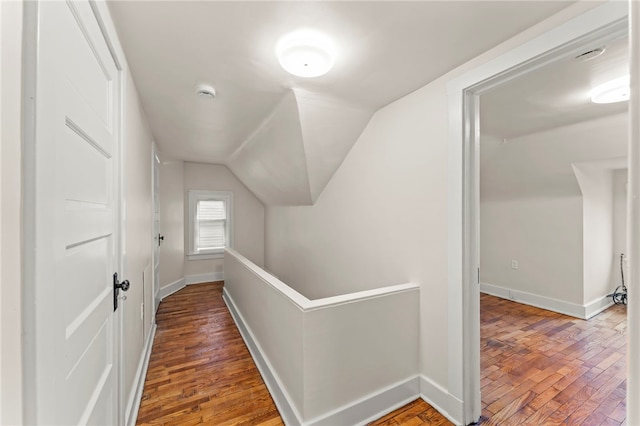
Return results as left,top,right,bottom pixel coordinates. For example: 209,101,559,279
276,29,336,78
591,76,630,104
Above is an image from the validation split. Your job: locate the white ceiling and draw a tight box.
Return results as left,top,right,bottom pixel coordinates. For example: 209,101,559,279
481,35,629,140
109,1,574,205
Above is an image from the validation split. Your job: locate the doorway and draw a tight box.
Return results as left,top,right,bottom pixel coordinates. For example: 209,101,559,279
476,31,629,423
446,1,636,424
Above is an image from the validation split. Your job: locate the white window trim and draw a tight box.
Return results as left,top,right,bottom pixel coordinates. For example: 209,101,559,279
187,190,234,260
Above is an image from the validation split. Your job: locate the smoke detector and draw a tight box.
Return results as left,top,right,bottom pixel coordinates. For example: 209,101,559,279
195,84,216,99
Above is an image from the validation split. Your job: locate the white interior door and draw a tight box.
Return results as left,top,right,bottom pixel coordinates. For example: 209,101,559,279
32,1,122,423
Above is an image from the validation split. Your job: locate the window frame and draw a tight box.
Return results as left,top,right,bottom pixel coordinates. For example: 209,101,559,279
187,190,234,260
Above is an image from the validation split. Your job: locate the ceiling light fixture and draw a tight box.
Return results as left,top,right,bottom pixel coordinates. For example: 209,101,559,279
276,29,336,78
590,76,630,104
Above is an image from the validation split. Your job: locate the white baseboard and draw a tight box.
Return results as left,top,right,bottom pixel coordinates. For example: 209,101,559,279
157,273,225,302
126,323,157,426
223,289,302,426
480,282,614,320
309,376,420,426
419,375,462,426
185,271,224,285
584,294,614,319
158,278,185,301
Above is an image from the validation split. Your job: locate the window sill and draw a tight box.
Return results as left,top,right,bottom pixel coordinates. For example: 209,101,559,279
187,251,224,261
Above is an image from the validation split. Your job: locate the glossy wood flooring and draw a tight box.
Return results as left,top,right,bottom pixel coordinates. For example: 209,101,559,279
136,282,283,426
137,283,626,426
368,399,453,426
479,294,626,425
370,295,627,426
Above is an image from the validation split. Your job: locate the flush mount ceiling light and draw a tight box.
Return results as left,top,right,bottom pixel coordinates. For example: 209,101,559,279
276,29,336,78
591,76,630,104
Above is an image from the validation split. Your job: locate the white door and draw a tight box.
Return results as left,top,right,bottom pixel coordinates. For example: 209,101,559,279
32,1,123,424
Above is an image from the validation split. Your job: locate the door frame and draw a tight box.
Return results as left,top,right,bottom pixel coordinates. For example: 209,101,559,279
446,1,633,424
21,0,127,423
152,142,160,316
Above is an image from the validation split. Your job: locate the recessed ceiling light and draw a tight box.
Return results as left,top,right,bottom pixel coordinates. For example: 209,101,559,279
590,76,630,104
195,83,216,99
276,29,336,78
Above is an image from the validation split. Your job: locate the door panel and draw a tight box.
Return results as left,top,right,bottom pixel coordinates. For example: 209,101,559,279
34,1,121,424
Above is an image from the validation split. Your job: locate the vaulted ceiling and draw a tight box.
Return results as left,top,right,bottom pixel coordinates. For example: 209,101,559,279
109,1,574,205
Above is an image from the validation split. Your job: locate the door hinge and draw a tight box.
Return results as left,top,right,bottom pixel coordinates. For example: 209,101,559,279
478,267,480,284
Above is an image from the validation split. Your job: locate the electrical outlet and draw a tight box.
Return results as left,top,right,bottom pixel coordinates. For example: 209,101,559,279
511,260,519,270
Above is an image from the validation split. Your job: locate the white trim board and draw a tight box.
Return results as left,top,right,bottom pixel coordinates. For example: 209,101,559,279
158,278,185,301
157,272,225,303
306,377,419,426
419,375,462,426
185,271,224,285
225,248,418,312
585,294,615,320
480,282,614,320
126,323,157,426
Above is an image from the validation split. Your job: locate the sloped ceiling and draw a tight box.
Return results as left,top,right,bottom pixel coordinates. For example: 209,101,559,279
108,1,574,205
480,33,629,201
482,36,629,140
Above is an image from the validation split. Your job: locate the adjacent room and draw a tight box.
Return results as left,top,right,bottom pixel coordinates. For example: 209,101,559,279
478,34,629,424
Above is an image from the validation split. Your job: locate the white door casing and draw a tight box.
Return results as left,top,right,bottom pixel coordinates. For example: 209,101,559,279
151,145,160,326
447,2,629,424
29,1,123,423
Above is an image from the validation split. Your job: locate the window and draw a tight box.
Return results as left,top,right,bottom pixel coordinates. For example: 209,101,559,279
188,190,233,260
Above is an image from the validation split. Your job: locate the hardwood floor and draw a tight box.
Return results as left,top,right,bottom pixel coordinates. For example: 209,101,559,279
137,283,626,425
136,282,283,426
370,295,627,426
479,294,626,426
368,399,452,426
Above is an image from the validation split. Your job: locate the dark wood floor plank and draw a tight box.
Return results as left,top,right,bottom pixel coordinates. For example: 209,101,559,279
136,282,282,426
137,284,626,426
381,295,626,425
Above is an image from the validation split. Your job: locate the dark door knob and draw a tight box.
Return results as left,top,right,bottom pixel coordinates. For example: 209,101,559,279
113,272,130,311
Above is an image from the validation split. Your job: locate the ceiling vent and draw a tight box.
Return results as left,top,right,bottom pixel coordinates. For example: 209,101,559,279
574,47,606,62
195,84,216,99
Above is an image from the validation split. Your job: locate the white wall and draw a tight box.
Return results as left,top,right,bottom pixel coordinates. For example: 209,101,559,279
612,168,628,287
224,248,419,424
263,0,606,397
157,161,265,292
0,1,24,423
480,114,627,308
158,157,184,289
123,69,154,414
574,164,614,305
183,162,265,275
481,196,584,304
